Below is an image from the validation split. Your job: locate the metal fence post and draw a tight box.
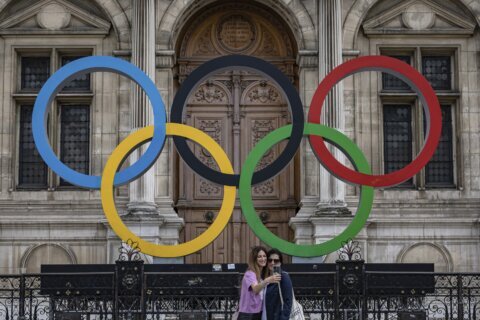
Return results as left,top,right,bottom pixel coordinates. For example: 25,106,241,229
114,270,119,320
335,264,340,320
457,274,464,320
18,275,25,320
362,266,367,320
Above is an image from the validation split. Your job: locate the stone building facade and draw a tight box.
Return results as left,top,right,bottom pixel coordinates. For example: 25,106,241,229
0,0,479,273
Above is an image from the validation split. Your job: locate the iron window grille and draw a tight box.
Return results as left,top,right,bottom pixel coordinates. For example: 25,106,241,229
380,49,457,189
16,51,92,190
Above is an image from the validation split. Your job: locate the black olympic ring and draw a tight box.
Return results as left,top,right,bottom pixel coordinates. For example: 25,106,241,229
170,55,304,186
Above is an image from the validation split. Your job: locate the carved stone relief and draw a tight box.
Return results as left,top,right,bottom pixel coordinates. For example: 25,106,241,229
193,25,218,56
36,3,71,30
402,3,435,30
189,81,228,104
256,30,278,56
180,4,293,58
246,81,281,104
216,14,257,53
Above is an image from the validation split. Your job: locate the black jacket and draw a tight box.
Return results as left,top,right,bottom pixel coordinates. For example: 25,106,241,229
265,271,293,320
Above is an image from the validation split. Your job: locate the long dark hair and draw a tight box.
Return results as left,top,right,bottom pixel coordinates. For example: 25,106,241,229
248,246,267,282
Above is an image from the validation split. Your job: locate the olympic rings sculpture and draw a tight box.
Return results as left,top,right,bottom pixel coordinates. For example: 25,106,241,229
32,55,442,258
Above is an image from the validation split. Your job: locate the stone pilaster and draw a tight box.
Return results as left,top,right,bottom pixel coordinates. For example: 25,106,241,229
316,0,349,215
154,49,184,250
290,50,318,245
291,1,348,260
127,0,157,215
122,1,182,260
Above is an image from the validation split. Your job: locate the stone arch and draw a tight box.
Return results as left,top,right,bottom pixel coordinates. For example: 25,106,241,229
0,0,130,49
157,0,315,51
397,242,453,272
20,243,77,273
343,0,480,50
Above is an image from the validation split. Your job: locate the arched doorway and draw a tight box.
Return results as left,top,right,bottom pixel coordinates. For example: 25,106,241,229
174,2,298,263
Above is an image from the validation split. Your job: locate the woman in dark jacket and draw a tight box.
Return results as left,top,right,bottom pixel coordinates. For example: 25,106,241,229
263,248,292,320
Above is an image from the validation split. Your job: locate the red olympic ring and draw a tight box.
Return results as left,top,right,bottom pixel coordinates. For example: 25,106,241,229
308,56,442,187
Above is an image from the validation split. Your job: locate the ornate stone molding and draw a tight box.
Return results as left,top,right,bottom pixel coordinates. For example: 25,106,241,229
296,50,318,68
0,0,111,35
362,0,476,36
156,50,176,68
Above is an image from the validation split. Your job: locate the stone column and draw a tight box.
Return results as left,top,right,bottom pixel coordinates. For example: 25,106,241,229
316,0,348,215
155,50,184,253
290,1,348,262
127,0,157,215
291,50,319,236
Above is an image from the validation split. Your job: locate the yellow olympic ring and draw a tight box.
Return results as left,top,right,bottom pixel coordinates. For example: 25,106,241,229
101,123,236,257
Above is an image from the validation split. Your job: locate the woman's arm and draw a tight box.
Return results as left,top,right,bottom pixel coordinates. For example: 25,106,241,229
279,272,293,320
251,274,281,294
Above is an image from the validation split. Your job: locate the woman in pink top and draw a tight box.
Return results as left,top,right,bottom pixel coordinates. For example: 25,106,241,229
237,246,281,320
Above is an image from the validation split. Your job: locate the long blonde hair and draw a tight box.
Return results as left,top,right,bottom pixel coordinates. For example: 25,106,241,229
247,246,267,282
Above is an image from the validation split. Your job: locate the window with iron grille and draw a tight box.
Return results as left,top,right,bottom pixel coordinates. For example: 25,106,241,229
422,56,452,90
18,105,48,188
424,105,454,187
16,50,92,190
382,56,412,91
60,105,90,186
380,49,457,189
383,105,413,187
21,57,50,91
61,56,91,92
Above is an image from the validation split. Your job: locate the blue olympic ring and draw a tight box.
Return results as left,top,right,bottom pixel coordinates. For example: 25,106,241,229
32,56,167,189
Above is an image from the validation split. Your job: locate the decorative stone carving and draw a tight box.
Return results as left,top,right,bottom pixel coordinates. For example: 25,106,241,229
216,14,256,53
403,3,435,30
247,81,280,104
179,4,294,59
362,0,476,35
256,30,278,56
193,25,217,56
36,3,71,30
190,82,228,104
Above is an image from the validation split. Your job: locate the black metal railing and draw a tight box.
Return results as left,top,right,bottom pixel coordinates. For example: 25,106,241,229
1,262,480,319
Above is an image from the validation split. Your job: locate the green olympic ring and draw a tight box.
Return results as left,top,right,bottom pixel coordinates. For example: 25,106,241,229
239,123,374,257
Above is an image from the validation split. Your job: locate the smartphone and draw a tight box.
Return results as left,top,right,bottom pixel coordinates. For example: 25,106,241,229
273,266,281,274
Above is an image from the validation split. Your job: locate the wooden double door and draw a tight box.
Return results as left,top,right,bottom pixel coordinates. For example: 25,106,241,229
175,73,298,263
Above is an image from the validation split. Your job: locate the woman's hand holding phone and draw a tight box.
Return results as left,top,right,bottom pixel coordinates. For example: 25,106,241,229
265,274,281,284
